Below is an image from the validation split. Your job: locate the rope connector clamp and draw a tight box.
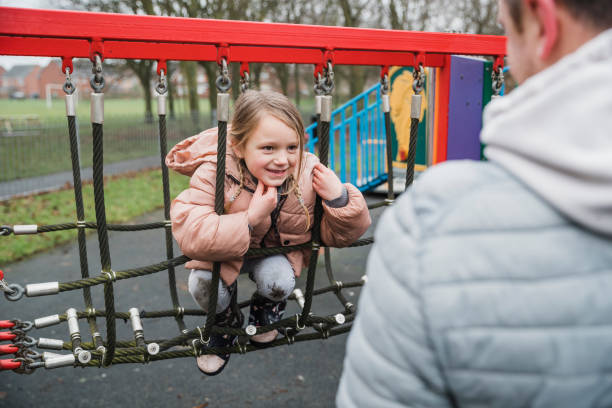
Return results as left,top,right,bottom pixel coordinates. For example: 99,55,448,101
102,270,117,282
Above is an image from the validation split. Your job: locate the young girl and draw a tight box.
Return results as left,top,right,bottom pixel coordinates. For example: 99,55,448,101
166,90,371,375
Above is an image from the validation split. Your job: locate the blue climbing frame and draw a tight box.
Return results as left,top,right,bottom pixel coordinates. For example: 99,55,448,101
305,83,388,192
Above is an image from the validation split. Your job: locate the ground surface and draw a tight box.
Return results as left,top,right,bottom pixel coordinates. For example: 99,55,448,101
2,196,386,408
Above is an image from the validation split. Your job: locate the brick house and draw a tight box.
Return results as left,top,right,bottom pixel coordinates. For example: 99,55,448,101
2,64,41,98
1,59,142,99
38,60,66,98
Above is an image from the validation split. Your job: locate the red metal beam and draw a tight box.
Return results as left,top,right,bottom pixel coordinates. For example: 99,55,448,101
433,55,453,164
0,7,506,65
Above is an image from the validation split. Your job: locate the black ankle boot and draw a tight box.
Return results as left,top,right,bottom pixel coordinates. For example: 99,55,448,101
195,284,240,376
248,292,287,346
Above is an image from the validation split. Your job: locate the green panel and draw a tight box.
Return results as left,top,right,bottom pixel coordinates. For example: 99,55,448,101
481,60,493,160
389,67,427,166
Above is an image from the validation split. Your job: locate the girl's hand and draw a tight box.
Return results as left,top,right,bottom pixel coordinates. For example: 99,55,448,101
312,163,344,201
248,181,277,227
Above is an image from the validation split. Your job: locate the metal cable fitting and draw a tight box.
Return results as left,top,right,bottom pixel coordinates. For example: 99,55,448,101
334,313,346,325
156,69,168,95
215,59,231,93
4,284,25,301
237,341,247,354
146,342,160,356
12,320,33,332
191,339,201,357
174,306,185,318
86,308,96,318
295,314,306,331
492,66,504,96
102,270,117,282
314,73,324,96
0,225,14,236
196,326,209,346
245,325,257,336
284,328,295,345
320,61,335,95
381,74,390,95
90,55,105,93
14,336,36,348
240,71,249,93
412,64,425,94
0,270,16,295
76,220,87,229
63,67,75,95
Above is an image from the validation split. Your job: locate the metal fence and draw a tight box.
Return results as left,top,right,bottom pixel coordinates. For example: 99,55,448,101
0,114,204,200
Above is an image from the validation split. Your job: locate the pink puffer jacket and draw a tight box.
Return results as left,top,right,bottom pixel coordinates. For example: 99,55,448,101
166,127,372,285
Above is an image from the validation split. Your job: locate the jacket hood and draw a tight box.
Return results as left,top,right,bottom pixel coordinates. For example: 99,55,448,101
481,29,612,236
165,127,236,177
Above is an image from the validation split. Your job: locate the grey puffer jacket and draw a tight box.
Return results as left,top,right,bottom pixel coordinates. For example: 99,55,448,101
337,29,612,407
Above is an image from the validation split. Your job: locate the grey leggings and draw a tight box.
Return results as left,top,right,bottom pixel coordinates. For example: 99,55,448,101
188,254,296,313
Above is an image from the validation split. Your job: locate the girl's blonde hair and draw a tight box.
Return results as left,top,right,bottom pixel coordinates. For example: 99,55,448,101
229,90,310,230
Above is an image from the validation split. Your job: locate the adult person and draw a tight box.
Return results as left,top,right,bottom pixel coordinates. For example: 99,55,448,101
337,0,612,406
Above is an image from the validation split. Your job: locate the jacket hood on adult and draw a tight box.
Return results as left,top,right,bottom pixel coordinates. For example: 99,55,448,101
482,29,612,236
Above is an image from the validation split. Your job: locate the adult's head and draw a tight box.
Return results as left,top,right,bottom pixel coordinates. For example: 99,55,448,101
498,0,612,83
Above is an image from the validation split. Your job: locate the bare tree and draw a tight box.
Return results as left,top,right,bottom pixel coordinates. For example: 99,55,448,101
450,0,502,34
68,0,168,122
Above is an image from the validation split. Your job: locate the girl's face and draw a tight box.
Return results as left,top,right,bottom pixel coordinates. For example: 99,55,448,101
235,113,300,187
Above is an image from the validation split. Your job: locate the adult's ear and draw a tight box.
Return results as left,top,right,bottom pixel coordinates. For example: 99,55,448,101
530,0,559,59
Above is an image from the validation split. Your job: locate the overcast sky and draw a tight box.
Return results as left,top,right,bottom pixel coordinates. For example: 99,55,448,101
1,0,59,69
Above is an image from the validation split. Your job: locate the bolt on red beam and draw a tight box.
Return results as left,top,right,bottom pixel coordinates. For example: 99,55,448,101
0,344,19,355
0,358,21,370
0,332,17,342
0,321,16,329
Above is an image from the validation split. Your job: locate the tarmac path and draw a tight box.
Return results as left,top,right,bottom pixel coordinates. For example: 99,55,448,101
2,196,388,408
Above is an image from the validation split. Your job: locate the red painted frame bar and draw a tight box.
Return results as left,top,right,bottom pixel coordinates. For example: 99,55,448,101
0,7,506,167
0,7,505,65
434,55,453,164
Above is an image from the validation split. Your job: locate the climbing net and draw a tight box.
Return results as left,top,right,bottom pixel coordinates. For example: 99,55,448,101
0,61,393,374
0,8,505,373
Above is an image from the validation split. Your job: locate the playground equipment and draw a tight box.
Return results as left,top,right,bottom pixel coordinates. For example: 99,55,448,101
0,7,505,373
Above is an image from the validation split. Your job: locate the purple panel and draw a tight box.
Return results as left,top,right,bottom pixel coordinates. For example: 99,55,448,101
446,55,484,160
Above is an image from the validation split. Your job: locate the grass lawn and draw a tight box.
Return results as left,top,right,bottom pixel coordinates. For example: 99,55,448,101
0,168,190,265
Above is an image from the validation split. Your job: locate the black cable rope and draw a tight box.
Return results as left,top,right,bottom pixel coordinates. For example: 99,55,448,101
405,67,424,190
299,115,330,327
67,113,103,351
80,324,352,366
384,110,394,200
405,117,420,189
157,103,186,333
324,247,354,313
36,222,167,233
92,120,116,367
201,99,228,344
58,255,189,291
